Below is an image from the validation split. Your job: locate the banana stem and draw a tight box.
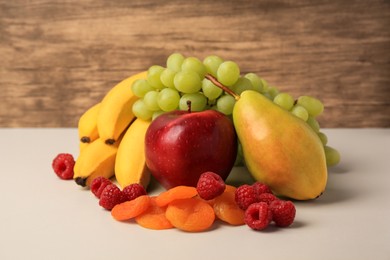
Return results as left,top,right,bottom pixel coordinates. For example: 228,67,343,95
205,74,240,101
75,177,87,187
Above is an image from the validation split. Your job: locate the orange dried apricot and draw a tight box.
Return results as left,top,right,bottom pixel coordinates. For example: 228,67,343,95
135,198,174,230
205,185,237,207
111,195,151,221
225,184,237,193
213,190,245,226
165,197,215,232
155,186,198,207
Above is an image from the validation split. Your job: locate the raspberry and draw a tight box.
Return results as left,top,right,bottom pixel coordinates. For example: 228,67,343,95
252,181,272,199
257,193,278,205
270,200,296,227
90,177,113,199
244,202,273,230
196,172,226,200
235,184,257,210
52,153,75,180
122,183,147,201
99,184,124,210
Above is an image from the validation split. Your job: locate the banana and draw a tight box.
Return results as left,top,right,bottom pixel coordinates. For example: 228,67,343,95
115,118,151,189
97,71,147,145
73,137,120,187
78,102,101,151
79,142,89,152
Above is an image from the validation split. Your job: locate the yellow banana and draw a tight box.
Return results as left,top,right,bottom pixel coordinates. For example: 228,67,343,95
73,137,120,187
115,118,151,189
97,71,147,145
78,102,101,151
79,142,89,152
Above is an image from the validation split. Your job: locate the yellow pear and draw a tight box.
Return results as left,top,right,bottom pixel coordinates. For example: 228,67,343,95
233,90,327,200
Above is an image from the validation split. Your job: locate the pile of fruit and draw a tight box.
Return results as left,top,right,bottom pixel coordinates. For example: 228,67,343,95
52,53,341,232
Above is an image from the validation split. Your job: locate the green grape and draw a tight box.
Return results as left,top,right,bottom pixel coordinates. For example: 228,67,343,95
179,93,207,112
202,78,223,100
291,105,309,121
267,86,280,99
273,92,294,111
132,99,153,121
203,55,224,77
209,105,218,111
317,132,328,146
160,68,176,89
244,73,264,93
181,57,207,78
152,110,165,121
324,145,340,166
216,94,236,115
147,65,165,89
208,99,217,106
173,70,202,94
157,88,180,111
131,79,154,98
297,96,324,117
306,116,320,132
263,92,273,100
143,90,160,111
232,77,254,95
217,61,240,87
260,78,269,94
166,53,185,72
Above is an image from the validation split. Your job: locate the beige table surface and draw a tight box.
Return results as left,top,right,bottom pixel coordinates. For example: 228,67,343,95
0,128,389,260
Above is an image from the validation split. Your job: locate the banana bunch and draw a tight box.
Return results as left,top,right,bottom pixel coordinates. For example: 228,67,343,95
73,71,151,189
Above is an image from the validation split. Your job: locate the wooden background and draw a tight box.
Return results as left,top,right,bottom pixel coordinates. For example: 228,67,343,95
1,0,389,128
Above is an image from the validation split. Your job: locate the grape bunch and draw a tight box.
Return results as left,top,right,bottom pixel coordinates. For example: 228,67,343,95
131,53,340,167
131,53,249,120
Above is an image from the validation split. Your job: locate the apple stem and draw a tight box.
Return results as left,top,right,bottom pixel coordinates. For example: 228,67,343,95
187,100,192,113
205,74,240,101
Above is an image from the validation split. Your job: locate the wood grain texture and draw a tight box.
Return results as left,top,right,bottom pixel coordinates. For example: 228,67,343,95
1,0,389,127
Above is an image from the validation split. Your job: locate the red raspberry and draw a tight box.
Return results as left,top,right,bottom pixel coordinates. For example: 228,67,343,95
52,153,75,180
196,172,226,200
252,181,272,199
90,177,113,199
270,200,296,227
122,183,147,201
99,184,124,210
244,202,273,230
235,184,257,210
257,193,278,205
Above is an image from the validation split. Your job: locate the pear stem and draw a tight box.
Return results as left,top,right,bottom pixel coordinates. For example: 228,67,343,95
205,74,240,101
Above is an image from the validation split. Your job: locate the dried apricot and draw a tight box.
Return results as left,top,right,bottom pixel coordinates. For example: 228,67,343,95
204,185,237,207
165,197,215,232
135,198,173,230
111,195,151,221
155,186,198,207
213,190,245,226
225,185,237,193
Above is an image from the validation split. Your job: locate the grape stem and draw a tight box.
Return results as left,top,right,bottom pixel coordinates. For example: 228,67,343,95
205,74,240,101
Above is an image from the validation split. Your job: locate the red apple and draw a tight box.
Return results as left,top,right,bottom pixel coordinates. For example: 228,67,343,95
145,109,237,189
